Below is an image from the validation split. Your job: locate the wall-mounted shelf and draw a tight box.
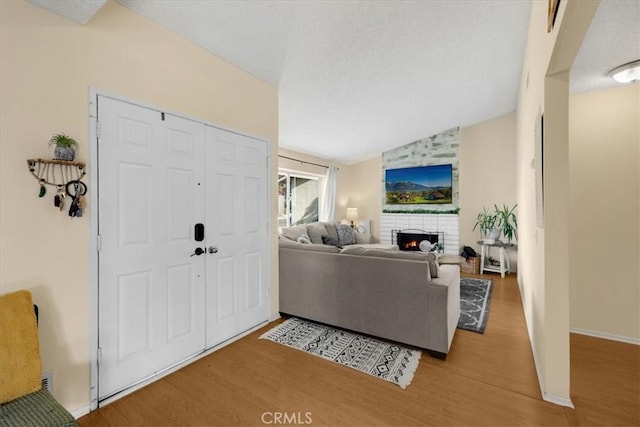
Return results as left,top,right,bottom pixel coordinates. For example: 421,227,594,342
27,158,86,186
27,158,88,217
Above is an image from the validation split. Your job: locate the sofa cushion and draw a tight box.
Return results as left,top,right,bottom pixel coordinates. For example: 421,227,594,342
279,240,341,253
280,225,309,242
438,254,464,265
0,290,42,404
322,223,339,242
341,246,423,259
340,246,439,278
336,224,356,245
355,232,373,244
306,222,328,244
423,252,440,278
322,235,340,246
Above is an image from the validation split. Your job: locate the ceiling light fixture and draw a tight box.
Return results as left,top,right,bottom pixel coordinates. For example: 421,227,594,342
608,60,640,83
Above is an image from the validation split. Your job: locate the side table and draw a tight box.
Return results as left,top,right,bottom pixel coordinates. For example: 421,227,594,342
477,240,516,278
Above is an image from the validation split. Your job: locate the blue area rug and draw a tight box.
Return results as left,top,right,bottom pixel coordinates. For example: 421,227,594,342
458,277,493,334
260,317,421,389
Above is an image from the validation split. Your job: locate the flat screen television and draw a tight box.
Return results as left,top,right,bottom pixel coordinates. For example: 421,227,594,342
385,164,453,205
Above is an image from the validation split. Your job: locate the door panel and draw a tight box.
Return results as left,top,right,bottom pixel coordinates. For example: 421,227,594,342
167,264,195,339
117,271,151,360
167,169,195,241
245,253,261,310
216,257,236,321
118,163,152,246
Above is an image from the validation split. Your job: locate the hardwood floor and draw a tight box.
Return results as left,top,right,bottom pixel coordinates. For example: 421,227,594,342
79,274,639,426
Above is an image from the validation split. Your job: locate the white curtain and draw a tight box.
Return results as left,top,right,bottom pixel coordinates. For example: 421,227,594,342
319,166,337,222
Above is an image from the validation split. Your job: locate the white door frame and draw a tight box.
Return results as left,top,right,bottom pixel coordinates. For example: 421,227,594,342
88,87,272,410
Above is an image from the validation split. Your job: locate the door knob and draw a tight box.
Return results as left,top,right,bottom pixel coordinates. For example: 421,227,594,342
208,246,218,254
190,247,205,257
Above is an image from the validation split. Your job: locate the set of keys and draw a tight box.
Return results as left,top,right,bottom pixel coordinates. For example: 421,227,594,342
43,180,87,217
53,185,66,211
66,180,87,218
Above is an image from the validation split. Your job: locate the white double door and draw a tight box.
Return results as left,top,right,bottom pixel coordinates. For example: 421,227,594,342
97,96,269,401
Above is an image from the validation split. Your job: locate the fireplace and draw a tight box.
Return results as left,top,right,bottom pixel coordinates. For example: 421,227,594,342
395,230,444,252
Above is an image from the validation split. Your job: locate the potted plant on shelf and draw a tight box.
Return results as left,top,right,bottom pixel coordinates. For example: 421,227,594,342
495,203,518,243
49,133,78,161
472,207,500,243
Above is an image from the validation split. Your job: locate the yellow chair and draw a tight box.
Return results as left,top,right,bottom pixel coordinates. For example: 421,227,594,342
0,290,76,426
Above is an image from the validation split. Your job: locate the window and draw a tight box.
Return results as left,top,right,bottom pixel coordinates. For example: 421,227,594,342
278,172,319,226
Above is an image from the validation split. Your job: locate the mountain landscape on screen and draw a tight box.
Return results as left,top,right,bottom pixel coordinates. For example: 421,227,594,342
385,164,452,205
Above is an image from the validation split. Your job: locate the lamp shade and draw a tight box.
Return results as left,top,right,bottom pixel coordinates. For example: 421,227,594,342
346,208,358,221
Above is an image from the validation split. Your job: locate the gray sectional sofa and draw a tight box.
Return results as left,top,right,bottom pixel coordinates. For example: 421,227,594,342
278,222,461,358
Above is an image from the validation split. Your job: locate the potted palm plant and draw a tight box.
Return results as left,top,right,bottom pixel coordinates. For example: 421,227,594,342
49,133,78,161
472,207,500,243
495,203,518,243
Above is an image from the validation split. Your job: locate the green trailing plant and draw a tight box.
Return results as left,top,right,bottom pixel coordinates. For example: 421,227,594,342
48,133,78,149
495,203,518,243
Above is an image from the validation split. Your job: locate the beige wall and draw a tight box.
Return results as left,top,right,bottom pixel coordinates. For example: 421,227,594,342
459,112,518,268
516,0,599,405
569,84,640,340
340,156,382,239
0,0,278,414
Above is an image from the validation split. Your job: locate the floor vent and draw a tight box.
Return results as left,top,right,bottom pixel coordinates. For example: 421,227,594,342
41,370,54,393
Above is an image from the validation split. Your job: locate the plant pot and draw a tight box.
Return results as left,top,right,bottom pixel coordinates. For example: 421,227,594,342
53,146,75,161
483,228,501,244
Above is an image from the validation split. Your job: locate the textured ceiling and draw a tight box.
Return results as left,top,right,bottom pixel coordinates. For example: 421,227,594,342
27,0,638,165
571,0,640,93
27,0,106,25
114,0,531,164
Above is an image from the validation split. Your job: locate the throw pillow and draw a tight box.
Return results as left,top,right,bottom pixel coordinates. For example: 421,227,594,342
322,223,339,242
306,222,328,244
281,225,310,242
0,290,42,403
336,224,356,246
322,235,340,246
419,240,433,252
355,232,373,244
297,235,311,244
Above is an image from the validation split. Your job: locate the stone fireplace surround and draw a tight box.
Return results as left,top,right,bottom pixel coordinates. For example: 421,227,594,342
380,127,460,255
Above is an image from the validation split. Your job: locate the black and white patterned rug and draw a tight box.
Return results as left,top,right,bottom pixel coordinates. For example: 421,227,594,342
260,317,421,389
458,277,493,334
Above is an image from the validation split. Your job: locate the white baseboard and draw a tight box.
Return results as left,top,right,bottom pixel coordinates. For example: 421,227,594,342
527,331,575,408
71,405,91,419
570,327,640,345
519,283,575,409
270,313,282,322
542,392,575,409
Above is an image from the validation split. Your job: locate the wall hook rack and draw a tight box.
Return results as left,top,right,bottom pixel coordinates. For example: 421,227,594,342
27,158,86,187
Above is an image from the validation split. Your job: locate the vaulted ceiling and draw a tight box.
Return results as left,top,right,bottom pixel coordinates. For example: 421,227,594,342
28,0,639,164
